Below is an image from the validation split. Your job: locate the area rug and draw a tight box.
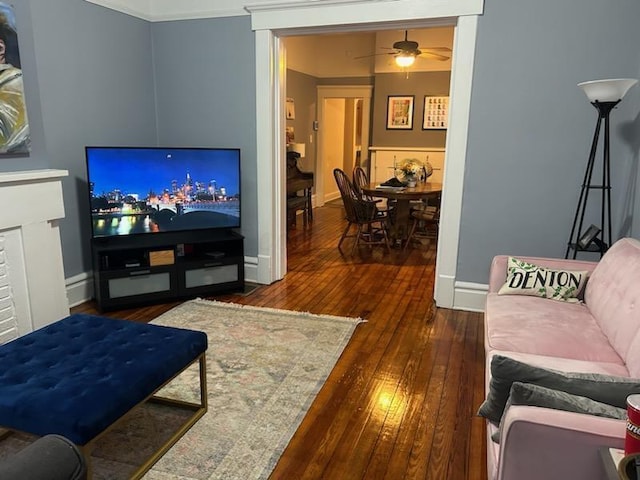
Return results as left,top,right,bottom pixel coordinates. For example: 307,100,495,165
0,299,363,479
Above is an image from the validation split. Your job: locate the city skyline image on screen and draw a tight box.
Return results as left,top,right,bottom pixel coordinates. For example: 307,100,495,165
85,146,241,238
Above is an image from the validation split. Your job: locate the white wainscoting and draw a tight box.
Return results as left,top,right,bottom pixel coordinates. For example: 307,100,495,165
369,146,445,184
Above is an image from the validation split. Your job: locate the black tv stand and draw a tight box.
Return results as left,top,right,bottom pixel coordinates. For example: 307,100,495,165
91,229,244,311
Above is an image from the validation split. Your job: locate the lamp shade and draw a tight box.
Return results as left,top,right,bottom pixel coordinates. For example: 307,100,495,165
395,54,416,68
578,78,638,102
288,142,306,157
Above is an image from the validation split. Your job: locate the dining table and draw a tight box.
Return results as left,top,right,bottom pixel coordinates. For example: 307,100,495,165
361,181,443,244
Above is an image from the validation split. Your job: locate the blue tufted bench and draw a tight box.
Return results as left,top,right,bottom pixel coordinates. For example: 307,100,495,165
0,313,208,478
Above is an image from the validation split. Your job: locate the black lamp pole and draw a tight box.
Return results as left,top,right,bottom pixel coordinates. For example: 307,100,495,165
565,100,619,259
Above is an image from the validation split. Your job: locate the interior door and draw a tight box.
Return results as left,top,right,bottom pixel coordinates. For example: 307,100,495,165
316,86,372,206
322,98,346,203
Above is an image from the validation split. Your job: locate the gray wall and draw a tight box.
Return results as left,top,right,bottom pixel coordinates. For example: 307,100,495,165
152,16,257,254
372,71,449,148
286,69,318,174
7,0,157,278
6,0,640,290
458,0,640,283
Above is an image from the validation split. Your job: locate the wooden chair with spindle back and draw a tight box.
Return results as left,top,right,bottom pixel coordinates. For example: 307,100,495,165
333,168,390,254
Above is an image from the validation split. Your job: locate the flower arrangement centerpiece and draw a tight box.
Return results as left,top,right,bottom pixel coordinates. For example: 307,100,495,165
395,157,434,186
397,158,425,186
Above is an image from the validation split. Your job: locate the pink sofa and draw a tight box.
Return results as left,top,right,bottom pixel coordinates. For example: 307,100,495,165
483,237,640,480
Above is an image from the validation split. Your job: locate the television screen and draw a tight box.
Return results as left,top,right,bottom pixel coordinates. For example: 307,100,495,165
85,146,241,238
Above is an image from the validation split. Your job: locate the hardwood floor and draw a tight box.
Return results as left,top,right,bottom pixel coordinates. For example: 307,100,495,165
72,202,487,480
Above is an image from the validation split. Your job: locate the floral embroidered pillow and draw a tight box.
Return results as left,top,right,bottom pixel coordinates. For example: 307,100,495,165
498,257,588,302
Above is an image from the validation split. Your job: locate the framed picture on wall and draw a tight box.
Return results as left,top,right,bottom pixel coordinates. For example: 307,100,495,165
423,95,449,130
0,2,30,155
286,97,295,119
285,126,295,144
386,95,414,130
578,224,601,250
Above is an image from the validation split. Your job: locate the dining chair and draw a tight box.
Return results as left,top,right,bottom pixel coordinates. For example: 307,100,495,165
352,166,372,199
353,165,393,213
333,168,390,254
287,194,310,228
403,203,440,251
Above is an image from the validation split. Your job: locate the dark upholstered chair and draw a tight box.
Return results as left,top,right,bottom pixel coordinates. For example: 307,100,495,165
333,168,390,254
0,434,87,480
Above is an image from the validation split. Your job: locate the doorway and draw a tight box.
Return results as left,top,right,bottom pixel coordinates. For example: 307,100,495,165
250,8,481,309
316,86,372,206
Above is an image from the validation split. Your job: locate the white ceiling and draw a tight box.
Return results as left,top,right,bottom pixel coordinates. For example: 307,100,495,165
285,27,453,78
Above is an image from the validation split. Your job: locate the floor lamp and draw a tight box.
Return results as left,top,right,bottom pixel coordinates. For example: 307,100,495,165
565,78,638,259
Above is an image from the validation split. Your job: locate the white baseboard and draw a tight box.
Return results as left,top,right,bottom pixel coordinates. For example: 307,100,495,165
66,256,261,308
324,192,341,203
65,272,93,308
435,273,455,307
453,281,487,312
243,256,259,284
66,260,486,312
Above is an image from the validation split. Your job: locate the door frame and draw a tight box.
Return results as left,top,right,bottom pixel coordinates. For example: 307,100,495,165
316,85,373,207
249,3,481,309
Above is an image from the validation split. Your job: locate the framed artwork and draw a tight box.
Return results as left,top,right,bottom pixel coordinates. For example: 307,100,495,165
285,126,295,144
423,95,449,130
0,2,30,155
386,95,414,130
286,97,295,120
578,224,601,249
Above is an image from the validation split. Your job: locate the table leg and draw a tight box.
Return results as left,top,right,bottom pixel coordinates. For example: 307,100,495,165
388,200,411,244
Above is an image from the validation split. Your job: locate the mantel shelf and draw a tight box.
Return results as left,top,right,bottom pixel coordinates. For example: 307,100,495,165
0,169,68,185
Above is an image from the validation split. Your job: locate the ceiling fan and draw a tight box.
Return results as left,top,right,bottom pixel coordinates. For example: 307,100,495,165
356,30,451,67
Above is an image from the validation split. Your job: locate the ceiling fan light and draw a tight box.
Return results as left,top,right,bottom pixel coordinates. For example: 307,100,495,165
395,53,415,68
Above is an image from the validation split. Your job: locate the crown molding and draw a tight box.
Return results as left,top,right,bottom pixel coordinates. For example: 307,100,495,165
84,0,249,20
244,0,396,13
84,0,410,22
85,0,482,22
84,0,153,21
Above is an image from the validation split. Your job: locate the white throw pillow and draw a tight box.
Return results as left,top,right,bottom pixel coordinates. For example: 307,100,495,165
498,257,588,302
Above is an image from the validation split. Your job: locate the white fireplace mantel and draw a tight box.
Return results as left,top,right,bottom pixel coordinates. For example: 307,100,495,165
0,169,70,342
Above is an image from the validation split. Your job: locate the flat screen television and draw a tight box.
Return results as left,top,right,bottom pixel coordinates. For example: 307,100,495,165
85,146,241,239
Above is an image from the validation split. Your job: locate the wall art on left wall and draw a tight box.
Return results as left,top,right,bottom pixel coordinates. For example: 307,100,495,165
0,2,29,156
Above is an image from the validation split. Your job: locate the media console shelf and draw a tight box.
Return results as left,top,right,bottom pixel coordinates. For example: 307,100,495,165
91,230,244,311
